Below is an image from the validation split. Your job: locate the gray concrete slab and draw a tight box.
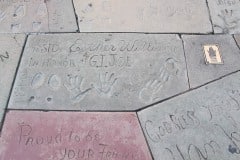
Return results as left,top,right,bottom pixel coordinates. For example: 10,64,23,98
8,33,189,111
182,35,240,88
73,0,212,33
0,34,25,122
138,71,240,160
207,0,240,34
234,34,240,48
0,0,78,33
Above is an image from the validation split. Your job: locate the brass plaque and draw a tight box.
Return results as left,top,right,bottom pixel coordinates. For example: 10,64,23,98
203,44,223,64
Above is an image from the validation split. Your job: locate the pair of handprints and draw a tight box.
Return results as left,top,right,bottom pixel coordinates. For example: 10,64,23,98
215,9,240,33
64,72,117,104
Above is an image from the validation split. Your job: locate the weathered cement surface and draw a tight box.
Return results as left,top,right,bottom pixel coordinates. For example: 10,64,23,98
0,0,78,33
207,0,240,34
0,34,25,123
234,34,240,48
0,111,152,160
74,0,212,33
138,71,240,160
182,35,240,88
8,33,189,111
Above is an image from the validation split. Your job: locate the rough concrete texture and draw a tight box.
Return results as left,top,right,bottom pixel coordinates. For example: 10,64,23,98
0,34,25,123
8,33,189,111
234,34,240,48
0,111,152,160
182,35,240,88
138,71,240,160
73,0,212,33
0,0,78,33
207,0,240,34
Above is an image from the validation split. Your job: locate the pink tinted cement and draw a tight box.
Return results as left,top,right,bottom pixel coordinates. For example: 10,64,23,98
0,111,152,160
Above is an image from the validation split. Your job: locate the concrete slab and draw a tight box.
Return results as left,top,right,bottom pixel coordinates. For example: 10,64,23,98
234,34,240,48
8,33,189,111
73,0,212,33
182,35,240,88
207,0,240,34
0,34,25,123
138,71,240,160
0,111,152,160
0,0,78,33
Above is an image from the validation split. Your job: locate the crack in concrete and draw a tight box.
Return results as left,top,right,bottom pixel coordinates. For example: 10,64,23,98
136,69,240,112
204,0,215,34
233,35,240,50
71,0,80,32
0,35,28,134
179,34,191,89
44,0,51,32
136,113,155,160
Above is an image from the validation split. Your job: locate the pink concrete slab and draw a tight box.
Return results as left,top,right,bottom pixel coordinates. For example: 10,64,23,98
0,111,152,160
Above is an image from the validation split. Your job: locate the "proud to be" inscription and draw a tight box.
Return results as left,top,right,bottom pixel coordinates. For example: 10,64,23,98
0,112,152,160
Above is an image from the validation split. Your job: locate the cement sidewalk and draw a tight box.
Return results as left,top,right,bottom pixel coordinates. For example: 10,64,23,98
0,0,240,160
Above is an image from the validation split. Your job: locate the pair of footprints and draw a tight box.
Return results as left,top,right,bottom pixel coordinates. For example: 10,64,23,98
64,72,118,103
12,3,48,18
8,4,48,31
139,58,179,103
